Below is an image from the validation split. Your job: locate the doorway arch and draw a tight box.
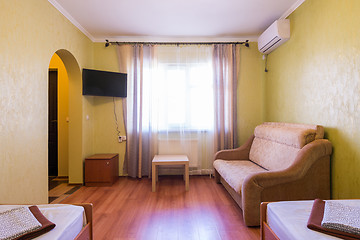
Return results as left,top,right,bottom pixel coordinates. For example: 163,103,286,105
49,49,83,184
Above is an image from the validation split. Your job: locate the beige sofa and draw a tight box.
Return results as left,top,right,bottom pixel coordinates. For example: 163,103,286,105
213,122,332,226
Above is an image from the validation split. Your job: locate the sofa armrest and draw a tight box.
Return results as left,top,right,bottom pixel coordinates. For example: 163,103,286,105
247,139,332,188
241,139,332,226
214,135,254,161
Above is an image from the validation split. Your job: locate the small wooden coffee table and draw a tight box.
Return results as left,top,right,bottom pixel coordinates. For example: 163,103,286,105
152,155,189,192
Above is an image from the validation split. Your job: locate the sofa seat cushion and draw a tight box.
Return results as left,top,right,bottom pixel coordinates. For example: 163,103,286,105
214,160,267,193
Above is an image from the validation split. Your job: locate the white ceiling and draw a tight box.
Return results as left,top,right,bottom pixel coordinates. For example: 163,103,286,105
49,0,305,42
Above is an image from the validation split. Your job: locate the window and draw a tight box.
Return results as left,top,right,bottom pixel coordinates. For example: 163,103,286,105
154,61,214,131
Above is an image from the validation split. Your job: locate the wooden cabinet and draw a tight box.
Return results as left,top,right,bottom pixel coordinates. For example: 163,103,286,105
85,153,119,186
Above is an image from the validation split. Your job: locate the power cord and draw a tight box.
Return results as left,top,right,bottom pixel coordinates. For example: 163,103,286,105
264,54,268,72
113,97,122,142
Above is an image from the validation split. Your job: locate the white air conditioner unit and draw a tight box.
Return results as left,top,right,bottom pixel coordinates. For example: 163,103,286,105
258,19,290,54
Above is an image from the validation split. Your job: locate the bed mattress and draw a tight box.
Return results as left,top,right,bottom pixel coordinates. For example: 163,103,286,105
0,204,86,240
267,200,360,240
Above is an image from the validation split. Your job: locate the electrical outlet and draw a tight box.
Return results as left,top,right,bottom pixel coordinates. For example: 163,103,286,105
121,136,126,141
118,136,122,143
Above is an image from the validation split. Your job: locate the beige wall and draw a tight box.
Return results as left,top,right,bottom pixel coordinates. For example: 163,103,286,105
0,0,93,203
265,0,360,198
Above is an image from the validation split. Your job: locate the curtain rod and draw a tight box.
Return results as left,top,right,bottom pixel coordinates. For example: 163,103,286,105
105,40,249,48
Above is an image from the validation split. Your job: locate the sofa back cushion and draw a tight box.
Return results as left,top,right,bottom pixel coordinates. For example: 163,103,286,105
261,122,324,139
249,123,321,171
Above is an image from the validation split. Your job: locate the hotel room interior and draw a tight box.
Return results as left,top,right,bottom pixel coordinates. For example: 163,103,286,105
1,0,360,239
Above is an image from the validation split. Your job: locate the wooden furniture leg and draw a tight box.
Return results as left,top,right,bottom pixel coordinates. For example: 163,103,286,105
152,162,156,192
185,161,189,191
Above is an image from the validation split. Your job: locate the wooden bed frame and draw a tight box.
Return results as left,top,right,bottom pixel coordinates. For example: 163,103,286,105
260,202,280,240
74,203,93,240
0,203,93,240
260,200,360,240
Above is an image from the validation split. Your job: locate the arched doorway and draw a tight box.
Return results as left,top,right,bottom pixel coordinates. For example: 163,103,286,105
48,53,69,178
48,50,83,185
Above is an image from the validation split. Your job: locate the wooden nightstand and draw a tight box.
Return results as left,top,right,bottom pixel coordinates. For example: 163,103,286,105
85,153,119,186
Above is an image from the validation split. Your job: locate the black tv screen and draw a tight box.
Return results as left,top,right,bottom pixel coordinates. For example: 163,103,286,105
82,68,127,97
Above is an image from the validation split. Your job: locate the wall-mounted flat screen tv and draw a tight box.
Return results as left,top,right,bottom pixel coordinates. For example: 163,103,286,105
82,68,127,97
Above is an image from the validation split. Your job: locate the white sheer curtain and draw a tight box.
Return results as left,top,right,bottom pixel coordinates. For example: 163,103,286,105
148,45,215,176
118,44,238,178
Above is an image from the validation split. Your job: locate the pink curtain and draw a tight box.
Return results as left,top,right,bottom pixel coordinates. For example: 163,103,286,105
213,44,239,151
118,44,156,178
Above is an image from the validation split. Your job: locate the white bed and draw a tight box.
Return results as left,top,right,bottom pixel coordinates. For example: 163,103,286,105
0,203,92,240
261,200,360,240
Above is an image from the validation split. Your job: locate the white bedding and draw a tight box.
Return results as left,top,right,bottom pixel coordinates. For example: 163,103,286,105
0,204,86,240
267,200,360,240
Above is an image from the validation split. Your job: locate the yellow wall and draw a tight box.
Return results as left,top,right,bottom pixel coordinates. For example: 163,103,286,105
91,43,127,175
0,1,263,204
0,0,93,203
237,43,265,144
265,0,360,198
7,0,356,203
49,53,69,177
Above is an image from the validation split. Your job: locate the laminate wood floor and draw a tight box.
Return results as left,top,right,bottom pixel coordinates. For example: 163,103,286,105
48,177,81,203
61,176,260,240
